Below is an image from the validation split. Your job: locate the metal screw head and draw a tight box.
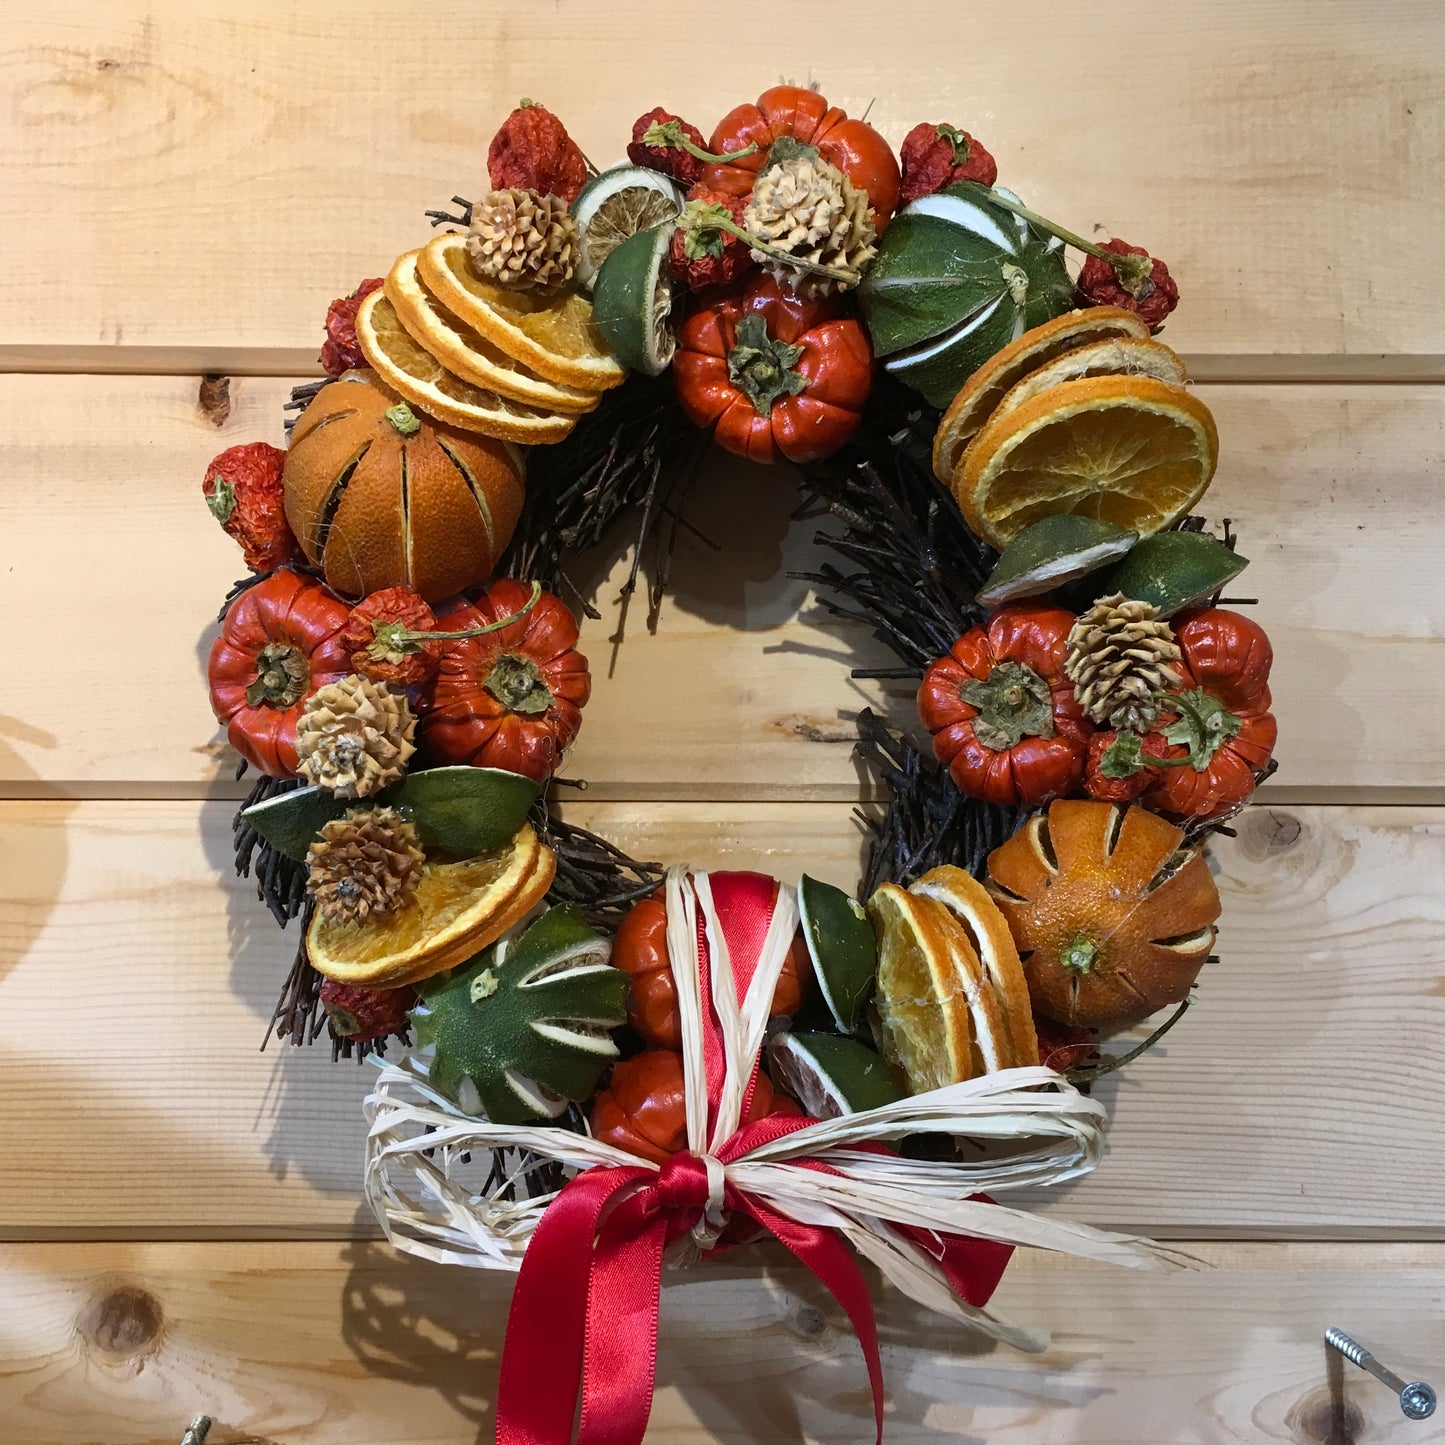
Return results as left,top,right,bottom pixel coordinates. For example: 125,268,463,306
1400,1383,1437,1421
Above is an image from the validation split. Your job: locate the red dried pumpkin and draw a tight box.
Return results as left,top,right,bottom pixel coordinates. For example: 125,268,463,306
590,1049,794,1166
207,571,352,777
419,579,590,782
703,85,901,226
612,887,812,1049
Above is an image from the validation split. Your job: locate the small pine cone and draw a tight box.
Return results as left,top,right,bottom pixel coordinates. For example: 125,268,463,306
1065,593,1185,732
743,154,877,296
307,807,425,926
467,187,578,290
296,674,417,798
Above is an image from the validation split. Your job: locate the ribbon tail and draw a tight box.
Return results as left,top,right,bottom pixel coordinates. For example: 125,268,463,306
577,1191,671,1445
495,1167,644,1445
742,1193,887,1445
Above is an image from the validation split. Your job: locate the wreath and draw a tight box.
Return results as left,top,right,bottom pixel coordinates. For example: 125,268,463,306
201,89,1276,1440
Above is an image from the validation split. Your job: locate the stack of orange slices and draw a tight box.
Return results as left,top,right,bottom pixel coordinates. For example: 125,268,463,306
932,307,1219,549
356,233,627,445
866,865,1039,1093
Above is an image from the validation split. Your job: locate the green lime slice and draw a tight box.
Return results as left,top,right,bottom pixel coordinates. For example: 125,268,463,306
390,766,541,855
241,764,540,862
1094,530,1249,617
241,783,355,861
592,221,676,376
859,185,1073,407
977,514,1139,609
798,874,878,1034
571,166,683,291
767,1031,905,1119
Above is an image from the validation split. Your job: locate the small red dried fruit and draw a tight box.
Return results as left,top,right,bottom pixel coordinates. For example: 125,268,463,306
202,442,297,573
1084,727,1174,804
340,587,440,687
1035,1017,1098,1074
320,980,418,1044
1077,239,1179,328
627,106,705,185
898,122,998,204
320,278,385,377
668,183,756,292
488,101,588,204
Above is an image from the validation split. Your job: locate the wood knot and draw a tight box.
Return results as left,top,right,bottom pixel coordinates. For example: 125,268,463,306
1285,1384,1364,1443
198,374,232,427
1240,807,1302,856
787,1301,828,1340
81,1283,165,1361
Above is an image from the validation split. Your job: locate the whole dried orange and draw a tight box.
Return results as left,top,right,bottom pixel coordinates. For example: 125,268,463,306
985,800,1220,1030
284,370,525,602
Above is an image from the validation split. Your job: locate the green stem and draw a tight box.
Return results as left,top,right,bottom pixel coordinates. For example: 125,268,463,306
642,120,758,166
370,580,542,657
679,202,860,287
960,182,1156,291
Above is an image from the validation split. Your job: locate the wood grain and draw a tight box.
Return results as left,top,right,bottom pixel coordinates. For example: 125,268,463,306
2,374,1442,799
2,799,1443,1239
1,1239,1440,1443
2,3,1442,376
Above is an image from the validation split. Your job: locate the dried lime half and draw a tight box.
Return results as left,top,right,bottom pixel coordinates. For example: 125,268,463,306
572,166,683,290
592,221,676,376
1093,528,1248,617
798,873,878,1034
977,513,1138,609
767,1031,905,1120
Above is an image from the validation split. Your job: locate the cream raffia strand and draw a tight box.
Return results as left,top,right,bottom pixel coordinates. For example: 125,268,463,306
365,867,1181,1351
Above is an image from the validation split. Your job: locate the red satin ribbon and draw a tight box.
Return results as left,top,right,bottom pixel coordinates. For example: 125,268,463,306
493,873,1015,1445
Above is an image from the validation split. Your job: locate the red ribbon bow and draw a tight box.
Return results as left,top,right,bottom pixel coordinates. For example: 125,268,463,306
494,872,1015,1445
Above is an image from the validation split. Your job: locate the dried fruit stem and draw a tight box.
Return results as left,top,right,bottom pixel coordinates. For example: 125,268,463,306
678,201,860,287
371,580,542,656
963,183,1156,292
643,119,758,165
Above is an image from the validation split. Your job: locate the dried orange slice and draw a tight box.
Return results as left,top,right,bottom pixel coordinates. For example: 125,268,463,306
356,291,577,444
307,824,554,989
913,893,1012,1075
985,801,1221,1030
911,865,1039,1069
932,307,1150,484
386,250,602,414
953,375,1219,549
992,336,1187,423
866,883,974,1093
418,234,626,392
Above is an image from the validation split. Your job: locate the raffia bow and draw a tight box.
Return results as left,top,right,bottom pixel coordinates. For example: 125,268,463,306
365,868,1176,1443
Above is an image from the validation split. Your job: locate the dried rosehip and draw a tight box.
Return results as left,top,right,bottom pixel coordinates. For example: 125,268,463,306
340,586,440,687
488,101,588,204
668,184,756,292
1083,727,1175,805
627,106,705,185
898,122,998,205
1035,1017,1098,1074
1077,239,1179,328
321,980,418,1044
320,278,384,377
202,442,298,573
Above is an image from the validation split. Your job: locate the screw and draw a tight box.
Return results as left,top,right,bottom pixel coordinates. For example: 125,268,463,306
1325,1328,1436,1420
180,1418,212,1445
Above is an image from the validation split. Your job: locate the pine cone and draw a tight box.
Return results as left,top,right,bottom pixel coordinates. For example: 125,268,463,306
296,674,416,798
1065,594,1185,732
307,807,425,926
467,187,578,290
743,153,877,296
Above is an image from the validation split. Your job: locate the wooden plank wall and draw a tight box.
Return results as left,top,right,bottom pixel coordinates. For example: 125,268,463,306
2,3,1442,1441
